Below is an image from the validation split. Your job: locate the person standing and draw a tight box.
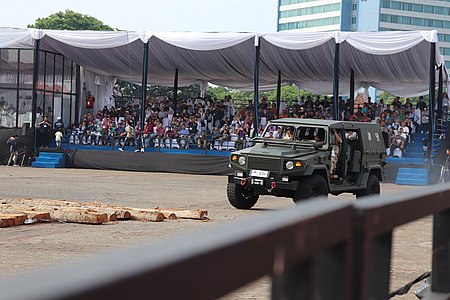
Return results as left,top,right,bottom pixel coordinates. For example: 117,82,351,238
38,116,52,148
6,134,19,166
118,120,135,152
55,130,63,149
54,117,65,135
86,91,95,113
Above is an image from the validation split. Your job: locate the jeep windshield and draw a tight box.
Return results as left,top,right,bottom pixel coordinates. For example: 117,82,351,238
255,123,328,147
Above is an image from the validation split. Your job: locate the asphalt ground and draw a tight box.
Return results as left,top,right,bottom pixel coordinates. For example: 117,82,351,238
0,167,428,299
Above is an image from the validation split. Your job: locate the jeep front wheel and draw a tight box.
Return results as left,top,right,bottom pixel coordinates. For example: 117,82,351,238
356,174,380,199
293,174,328,203
227,183,259,209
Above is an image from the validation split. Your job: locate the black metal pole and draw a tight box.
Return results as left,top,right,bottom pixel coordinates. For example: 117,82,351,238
432,209,450,293
140,42,149,136
16,51,20,128
333,43,340,120
32,37,41,151
349,69,355,117
428,42,436,159
253,39,260,137
437,65,443,134
75,64,81,125
276,70,281,118
173,68,179,109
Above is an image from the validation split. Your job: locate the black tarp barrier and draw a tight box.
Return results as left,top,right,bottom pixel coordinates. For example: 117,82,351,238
63,149,231,175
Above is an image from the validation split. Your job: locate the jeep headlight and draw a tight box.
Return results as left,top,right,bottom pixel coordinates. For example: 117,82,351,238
238,156,246,166
286,161,294,170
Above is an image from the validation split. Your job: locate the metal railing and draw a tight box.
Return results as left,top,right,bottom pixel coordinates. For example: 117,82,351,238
1,184,450,300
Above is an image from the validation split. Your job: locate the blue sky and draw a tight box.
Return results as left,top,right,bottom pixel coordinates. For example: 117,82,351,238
3,0,278,32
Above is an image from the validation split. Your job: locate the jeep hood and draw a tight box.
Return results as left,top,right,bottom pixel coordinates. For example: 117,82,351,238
235,145,317,158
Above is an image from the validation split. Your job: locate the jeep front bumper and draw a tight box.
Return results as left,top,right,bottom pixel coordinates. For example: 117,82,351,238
228,175,299,191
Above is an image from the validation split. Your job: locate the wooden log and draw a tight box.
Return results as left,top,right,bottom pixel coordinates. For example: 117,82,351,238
127,211,165,222
121,207,207,220
5,199,166,221
0,216,15,228
5,199,129,221
0,213,27,226
0,208,50,221
48,209,108,224
1,202,119,222
0,205,108,224
157,208,208,220
3,198,207,221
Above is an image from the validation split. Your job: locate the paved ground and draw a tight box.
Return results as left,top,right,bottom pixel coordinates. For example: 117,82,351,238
0,167,430,299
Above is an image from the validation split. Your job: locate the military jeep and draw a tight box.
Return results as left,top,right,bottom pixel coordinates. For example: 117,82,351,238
227,118,388,209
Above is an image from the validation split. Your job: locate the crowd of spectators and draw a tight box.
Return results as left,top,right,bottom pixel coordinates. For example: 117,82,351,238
55,91,449,156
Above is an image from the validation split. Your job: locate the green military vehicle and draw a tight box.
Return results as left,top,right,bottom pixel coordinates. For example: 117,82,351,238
227,118,388,209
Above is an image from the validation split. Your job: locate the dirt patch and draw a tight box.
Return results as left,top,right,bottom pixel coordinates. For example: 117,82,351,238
0,167,428,299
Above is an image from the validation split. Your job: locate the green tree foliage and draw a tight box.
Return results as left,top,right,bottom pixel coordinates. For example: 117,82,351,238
377,91,395,104
27,9,114,31
211,85,316,109
378,91,430,105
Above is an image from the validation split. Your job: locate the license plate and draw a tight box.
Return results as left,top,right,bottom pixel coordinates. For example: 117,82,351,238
251,169,269,178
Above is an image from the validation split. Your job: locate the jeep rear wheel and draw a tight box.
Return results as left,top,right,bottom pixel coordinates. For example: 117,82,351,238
356,174,380,199
293,174,328,203
227,183,259,209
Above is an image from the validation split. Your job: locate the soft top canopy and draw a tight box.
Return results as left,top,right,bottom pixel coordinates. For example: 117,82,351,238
0,27,446,97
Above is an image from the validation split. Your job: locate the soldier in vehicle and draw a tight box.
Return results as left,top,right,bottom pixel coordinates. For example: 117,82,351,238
330,128,342,178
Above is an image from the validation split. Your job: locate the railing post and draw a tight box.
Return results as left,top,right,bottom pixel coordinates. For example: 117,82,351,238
314,243,350,299
272,261,312,300
272,242,350,300
432,208,450,292
272,230,351,300
353,216,392,300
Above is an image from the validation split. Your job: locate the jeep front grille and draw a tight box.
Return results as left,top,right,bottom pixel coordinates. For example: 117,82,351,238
247,156,280,172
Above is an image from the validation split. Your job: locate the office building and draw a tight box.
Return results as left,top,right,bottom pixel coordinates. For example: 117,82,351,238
278,0,450,69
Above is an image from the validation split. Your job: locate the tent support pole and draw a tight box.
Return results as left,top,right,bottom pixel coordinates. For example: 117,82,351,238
428,42,436,159
333,42,340,120
75,65,81,126
140,41,149,135
437,65,443,134
253,40,260,137
173,68,179,109
349,69,355,117
32,37,41,152
276,70,281,117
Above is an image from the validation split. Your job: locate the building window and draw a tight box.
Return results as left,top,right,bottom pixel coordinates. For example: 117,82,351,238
279,3,341,18
278,16,340,31
381,0,450,17
280,0,323,5
380,13,450,29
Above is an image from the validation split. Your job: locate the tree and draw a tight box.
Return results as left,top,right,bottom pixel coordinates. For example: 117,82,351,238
27,9,114,31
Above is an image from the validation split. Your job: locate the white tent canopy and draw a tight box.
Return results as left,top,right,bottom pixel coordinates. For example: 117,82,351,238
0,27,447,97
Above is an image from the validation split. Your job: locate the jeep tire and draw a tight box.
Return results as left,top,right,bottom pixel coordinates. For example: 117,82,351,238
227,183,259,209
293,174,328,203
356,174,380,199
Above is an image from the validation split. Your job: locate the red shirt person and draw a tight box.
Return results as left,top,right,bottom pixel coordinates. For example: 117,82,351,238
86,91,95,109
